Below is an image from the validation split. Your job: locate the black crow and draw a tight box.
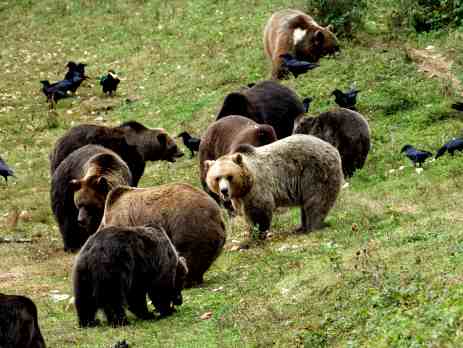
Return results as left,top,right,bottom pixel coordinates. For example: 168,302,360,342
302,97,313,112
451,102,463,111
177,131,201,158
99,70,120,96
111,340,129,348
332,87,360,110
400,144,433,167
280,53,319,78
0,156,15,183
64,61,87,93
435,138,463,159
40,79,73,107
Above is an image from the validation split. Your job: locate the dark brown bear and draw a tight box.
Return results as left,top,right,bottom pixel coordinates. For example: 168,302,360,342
199,115,277,203
100,183,226,287
49,120,183,185
294,107,370,177
0,294,46,348
51,145,133,252
264,9,339,79
216,80,305,139
73,225,188,327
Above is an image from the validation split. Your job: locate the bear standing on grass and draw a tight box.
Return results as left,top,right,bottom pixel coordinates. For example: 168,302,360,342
264,9,339,79
51,145,133,251
199,115,278,202
73,225,188,327
216,81,305,139
205,134,343,239
99,183,226,287
294,107,371,177
49,121,183,185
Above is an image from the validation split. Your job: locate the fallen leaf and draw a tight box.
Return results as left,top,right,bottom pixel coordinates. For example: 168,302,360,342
200,311,213,320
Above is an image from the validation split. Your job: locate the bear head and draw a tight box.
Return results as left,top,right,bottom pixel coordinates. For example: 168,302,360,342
204,152,254,202
118,121,184,162
294,26,339,63
70,174,110,232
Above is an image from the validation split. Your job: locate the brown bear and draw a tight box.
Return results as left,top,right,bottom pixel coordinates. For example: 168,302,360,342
0,294,46,348
216,80,305,139
199,115,278,203
294,107,371,177
205,134,343,239
51,144,133,252
99,183,226,287
73,225,188,327
263,9,340,79
49,120,183,185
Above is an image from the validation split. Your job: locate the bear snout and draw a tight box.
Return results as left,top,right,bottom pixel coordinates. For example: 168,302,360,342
219,178,231,200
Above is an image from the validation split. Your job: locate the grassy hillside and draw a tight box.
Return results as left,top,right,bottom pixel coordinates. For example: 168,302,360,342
1,0,463,347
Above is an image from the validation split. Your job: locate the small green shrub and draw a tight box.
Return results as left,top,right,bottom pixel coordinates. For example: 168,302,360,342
305,0,368,37
387,0,463,34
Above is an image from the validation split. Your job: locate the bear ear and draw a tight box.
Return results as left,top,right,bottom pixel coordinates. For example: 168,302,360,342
232,153,243,165
69,179,82,191
326,24,334,32
204,160,215,173
157,133,167,149
314,30,325,45
96,176,110,194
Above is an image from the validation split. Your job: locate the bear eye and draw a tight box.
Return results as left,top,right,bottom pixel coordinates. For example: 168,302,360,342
227,175,233,182
215,177,220,182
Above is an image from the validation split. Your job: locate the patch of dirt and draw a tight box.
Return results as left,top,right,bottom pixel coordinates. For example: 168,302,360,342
406,46,462,95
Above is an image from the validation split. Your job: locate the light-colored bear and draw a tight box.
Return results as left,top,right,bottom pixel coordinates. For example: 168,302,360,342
205,134,343,238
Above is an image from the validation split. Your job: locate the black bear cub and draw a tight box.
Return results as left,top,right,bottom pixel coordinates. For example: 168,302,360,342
73,225,188,327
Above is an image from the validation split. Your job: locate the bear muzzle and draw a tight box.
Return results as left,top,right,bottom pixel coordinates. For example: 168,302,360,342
218,178,231,201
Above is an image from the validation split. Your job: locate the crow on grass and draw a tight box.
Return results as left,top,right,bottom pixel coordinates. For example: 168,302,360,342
280,53,319,78
435,138,463,159
400,144,433,167
177,131,201,158
332,86,360,110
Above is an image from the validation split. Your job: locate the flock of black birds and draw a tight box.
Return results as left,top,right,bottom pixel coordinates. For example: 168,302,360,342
40,61,120,109
398,103,463,167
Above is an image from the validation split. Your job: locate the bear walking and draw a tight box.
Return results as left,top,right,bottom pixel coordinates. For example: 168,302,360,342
49,121,183,185
0,293,46,348
51,145,133,251
216,81,305,139
100,183,226,287
73,225,188,327
263,9,339,79
294,108,371,177
199,115,277,203
205,134,343,239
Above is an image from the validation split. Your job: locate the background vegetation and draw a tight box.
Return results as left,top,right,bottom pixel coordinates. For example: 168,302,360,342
1,0,463,346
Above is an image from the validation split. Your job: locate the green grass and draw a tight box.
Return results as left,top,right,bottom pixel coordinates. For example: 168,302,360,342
1,0,463,347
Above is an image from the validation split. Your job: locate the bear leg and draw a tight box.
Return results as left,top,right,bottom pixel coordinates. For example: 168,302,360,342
103,304,128,327
74,271,100,327
298,201,327,233
246,206,272,239
127,289,154,320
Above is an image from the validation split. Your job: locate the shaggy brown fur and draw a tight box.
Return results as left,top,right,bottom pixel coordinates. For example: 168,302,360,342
294,107,370,177
205,135,343,239
100,183,226,287
73,225,188,327
263,9,339,79
199,115,277,202
49,121,183,185
51,145,133,252
216,80,305,139
0,293,46,348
